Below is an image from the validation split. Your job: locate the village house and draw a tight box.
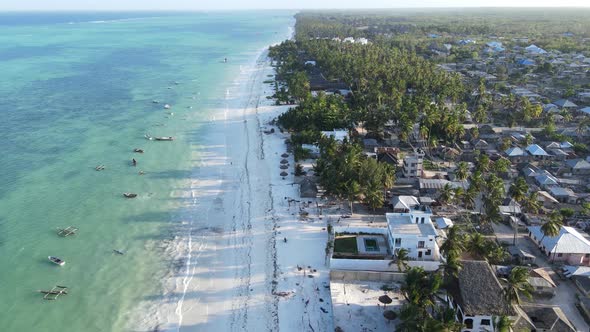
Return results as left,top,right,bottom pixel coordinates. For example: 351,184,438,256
566,159,590,175
402,150,424,178
536,190,559,209
528,226,590,266
547,186,577,204
526,144,551,161
504,146,529,163
528,267,557,297
520,306,576,332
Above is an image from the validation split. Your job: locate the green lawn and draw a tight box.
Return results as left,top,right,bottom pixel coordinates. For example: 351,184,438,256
334,236,358,254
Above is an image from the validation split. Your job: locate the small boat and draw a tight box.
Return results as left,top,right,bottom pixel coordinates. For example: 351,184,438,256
123,193,138,198
152,100,159,104
154,136,174,141
133,148,144,153
113,249,125,255
145,134,154,141
163,104,171,109
95,165,105,171
57,226,78,237
39,285,68,300
48,256,65,266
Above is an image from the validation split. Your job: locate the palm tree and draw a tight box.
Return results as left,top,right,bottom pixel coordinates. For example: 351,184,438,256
466,233,487,259
501,266,533,305
439,183,454,205
462,187,477,210
508,177,528,203
508,177,528,245
389,248,410,272
434,306,463,332
455,161,469,181
542,212,564,261
522,192,541,214
452,187,464,205
440,226,465,258
539,212,563,254
401,267,442,309
344,180,361,214
438,251,463,280
496,316,512,332
492,158,511,174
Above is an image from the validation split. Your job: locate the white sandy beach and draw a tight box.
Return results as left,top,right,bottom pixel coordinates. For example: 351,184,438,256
136,50,334,332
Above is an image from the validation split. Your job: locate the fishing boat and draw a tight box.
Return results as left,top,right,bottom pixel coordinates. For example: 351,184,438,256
38,285,68,300
133,148,144,153
113,249,125,255
123,193,138,198
48,256,65,266
95,165,105,171
145,134,173,141
57,226,78,237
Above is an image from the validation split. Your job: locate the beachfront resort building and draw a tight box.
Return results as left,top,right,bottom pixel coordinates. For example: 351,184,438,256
386,203,440,261
447,260,518,332
528,226,590,266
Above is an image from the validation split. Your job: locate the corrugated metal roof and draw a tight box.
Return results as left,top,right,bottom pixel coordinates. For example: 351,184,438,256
528,226,590,254
526,144,550,156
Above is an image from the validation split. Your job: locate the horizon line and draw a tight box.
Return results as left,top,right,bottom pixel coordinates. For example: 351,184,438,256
2,6,590,12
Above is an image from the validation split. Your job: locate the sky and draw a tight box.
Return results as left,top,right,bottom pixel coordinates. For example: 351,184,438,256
1,0,590,11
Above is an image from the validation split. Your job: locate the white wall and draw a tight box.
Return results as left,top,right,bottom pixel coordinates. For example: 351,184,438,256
329,258,441,272
333,226,389,236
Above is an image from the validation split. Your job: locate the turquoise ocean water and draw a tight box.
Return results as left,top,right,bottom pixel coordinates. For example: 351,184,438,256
0,11,293,331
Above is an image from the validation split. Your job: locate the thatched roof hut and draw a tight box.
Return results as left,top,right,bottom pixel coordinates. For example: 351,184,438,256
449,260,515,317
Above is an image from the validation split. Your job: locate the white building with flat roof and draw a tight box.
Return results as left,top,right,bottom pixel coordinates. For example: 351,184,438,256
402,150,424,178
320,129,349,142
386,206,440,261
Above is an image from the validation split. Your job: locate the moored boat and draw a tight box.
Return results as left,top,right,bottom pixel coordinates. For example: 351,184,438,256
48,256,65,266
123,193,138,198
154,136,174,141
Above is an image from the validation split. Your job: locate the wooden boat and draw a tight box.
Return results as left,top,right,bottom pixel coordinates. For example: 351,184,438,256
39,285,68,300
123,193,137,198
145,134,173,141
152,100,159,104
57,226,78,237
113,249,125,255
133,148,144,153
95,165,105,171
48,256,65,266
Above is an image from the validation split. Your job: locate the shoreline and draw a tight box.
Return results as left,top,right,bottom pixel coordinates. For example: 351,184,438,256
128,26,335,329
149,48,333,331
